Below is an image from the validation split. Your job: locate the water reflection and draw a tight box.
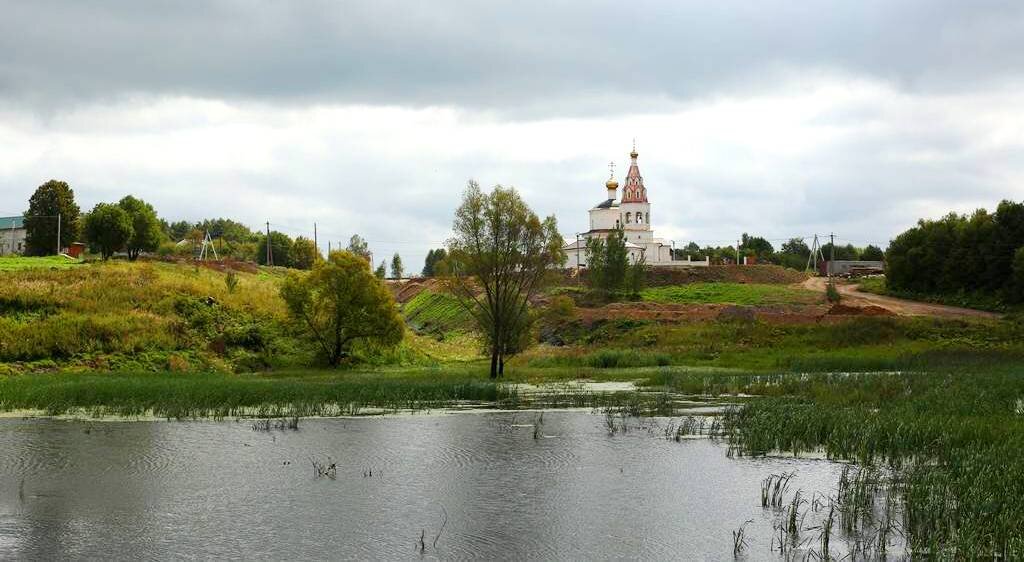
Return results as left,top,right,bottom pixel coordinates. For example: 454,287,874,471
0,413,847,560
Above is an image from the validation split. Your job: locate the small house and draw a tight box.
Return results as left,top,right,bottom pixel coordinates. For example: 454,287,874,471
0,216,26,256
819,260,885,277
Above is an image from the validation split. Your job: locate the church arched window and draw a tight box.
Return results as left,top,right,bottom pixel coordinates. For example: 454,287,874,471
625,212,632,224
636,213,643,224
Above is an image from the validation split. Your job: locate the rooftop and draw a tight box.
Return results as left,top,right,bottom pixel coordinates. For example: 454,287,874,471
0,216,25,229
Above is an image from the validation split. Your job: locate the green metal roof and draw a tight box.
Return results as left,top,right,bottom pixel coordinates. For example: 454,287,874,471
0,216,25,229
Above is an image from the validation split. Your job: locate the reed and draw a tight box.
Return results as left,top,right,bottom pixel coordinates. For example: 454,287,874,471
0,370,514,418
732,520,751,557
309,456,336,479
761,472,794,510
719,365,1024,558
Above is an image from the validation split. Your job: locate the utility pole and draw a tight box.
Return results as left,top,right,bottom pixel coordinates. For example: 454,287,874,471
576,233,581,286
313,223,318,256
56,213,61,255
266,222,273,266
807,234,820,272
736,239,741,265
829,232,835,280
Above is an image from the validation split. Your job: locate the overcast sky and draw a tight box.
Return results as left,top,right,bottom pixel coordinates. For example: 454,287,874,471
3,0,1024,268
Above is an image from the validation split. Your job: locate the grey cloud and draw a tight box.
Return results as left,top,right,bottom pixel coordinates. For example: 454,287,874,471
3,0,1024,114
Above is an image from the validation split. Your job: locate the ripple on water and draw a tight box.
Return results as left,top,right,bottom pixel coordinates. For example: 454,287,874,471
0,413,859,560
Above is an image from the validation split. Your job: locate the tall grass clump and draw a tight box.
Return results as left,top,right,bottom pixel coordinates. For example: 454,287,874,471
719,366,1024,558
528,348,671,369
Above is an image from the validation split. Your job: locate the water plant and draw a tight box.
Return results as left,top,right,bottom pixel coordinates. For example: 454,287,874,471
732,520,751,557
432,506,448,548
251,416,300,431
309,456,336,479
760,472,794,510
719,365,1024,559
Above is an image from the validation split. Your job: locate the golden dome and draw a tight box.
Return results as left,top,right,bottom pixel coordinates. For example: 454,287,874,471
630,148,638,159
606,177,619,189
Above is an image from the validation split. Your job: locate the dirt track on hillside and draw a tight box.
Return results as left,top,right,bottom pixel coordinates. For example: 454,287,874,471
801,277,1001,320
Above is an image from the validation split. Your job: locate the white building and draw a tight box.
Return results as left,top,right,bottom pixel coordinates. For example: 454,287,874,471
564,147,707,268
0,216,26,256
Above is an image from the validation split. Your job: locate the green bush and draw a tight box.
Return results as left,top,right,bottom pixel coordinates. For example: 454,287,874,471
826,282,841,303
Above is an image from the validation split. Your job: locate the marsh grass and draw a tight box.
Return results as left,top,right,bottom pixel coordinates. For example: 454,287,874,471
526,348,671,369
761,472,794,510
251,416,300,431
0,370,515,418
715,365,1024,558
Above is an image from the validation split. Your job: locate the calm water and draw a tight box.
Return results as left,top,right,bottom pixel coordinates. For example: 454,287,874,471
0,412,850,560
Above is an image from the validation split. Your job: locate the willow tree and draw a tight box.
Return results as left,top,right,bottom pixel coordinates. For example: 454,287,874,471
447,181,565,378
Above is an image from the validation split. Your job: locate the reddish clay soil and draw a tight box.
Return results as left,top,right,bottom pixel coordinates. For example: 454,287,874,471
389,278,443,303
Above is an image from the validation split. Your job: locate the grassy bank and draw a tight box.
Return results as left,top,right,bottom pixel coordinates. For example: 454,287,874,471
640,282,820,306
0,368,516,418
522,315,1024,371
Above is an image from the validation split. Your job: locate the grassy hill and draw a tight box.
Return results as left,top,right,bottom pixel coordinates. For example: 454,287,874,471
0,260,303,373
0,259,485,374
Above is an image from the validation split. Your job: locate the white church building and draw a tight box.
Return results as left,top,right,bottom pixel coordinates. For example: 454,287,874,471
564,146,707,268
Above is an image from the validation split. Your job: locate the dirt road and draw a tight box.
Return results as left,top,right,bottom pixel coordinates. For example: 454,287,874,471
801,277,1001,320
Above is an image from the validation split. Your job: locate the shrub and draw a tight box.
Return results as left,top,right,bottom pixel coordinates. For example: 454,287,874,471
826,282,841,303
225,271,239,293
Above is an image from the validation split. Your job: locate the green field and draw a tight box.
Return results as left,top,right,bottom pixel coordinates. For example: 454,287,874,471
0,255,81,271
640,282,821,306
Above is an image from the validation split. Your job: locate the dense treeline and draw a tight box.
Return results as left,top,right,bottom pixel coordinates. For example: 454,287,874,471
886,200,1024,303
17,180,340,269
673,234,883,271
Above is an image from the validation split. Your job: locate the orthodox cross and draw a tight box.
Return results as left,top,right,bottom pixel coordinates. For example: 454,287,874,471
608,161,616,178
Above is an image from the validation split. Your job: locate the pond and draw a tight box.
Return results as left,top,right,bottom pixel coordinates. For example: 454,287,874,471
0,412,877,560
